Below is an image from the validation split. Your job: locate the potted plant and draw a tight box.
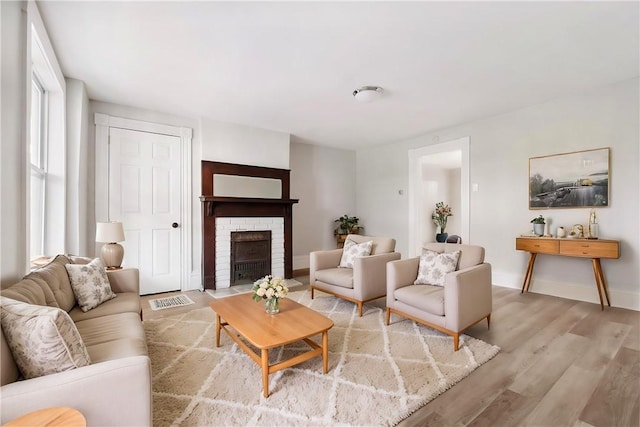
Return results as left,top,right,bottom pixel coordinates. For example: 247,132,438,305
432,202,453,242
530,215,545,236
334,215,361,235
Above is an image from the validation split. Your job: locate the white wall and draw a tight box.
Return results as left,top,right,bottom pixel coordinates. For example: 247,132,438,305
0,0,27,285
447,168,461,237
290,140,356,269
357,78,640,310
65,78,90,255
200,118,290,170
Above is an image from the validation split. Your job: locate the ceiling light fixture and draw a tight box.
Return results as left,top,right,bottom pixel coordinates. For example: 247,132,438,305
352,86,384,103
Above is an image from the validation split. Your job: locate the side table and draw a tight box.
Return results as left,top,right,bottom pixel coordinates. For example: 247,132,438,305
4,407,86,427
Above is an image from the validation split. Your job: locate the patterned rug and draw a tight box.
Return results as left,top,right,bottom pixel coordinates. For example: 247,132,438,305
148,294,195,311
144,291,499,426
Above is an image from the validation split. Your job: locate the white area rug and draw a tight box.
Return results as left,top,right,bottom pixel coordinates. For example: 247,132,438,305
148,295,195,311
144,291,499,426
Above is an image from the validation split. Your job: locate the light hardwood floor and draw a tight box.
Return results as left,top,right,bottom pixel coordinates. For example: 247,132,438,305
141,278,639,427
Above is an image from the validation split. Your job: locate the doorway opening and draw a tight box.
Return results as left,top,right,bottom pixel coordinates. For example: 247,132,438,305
408,137,470,257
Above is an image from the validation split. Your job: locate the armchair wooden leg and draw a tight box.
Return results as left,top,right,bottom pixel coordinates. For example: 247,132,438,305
487,314,491,329
310,286,315,299
453,333,460,351
358,302,363,317
386,308,391,325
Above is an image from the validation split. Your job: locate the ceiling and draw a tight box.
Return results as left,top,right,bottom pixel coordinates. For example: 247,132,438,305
38,1,639,150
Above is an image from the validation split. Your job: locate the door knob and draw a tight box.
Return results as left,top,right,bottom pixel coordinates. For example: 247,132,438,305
172,222,179,228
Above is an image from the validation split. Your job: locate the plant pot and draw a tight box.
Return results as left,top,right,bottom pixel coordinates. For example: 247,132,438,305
436,233,448,243
533,224,545,236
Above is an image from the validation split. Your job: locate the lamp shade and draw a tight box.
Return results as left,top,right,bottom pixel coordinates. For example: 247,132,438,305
96,222,125,243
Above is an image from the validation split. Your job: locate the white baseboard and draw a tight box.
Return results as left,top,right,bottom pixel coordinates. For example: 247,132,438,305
492,271,640,311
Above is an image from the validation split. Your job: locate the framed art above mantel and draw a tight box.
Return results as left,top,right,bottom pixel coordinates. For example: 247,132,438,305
529,147,610,209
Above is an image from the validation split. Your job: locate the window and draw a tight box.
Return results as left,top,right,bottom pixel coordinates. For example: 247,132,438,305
29,75,47,259
27,2,66,264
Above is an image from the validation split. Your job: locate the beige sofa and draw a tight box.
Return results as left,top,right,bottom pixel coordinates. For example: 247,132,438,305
0,255,152,426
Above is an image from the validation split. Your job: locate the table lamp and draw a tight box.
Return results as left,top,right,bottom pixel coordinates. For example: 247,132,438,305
96,222,125,269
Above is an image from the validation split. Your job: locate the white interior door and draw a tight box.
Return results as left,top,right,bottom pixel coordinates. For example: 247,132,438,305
108,127,182,294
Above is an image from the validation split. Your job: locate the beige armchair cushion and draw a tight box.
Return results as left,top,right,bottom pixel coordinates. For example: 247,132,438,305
414,249,461,286
315,268,354,289
338,238,373,268
346,234,395,255
422,242,484,270
394,285,445,316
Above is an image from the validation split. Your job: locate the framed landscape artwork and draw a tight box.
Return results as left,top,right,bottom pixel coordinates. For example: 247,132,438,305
529,147,610,209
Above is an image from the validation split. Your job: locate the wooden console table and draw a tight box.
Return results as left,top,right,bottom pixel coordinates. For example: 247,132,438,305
516,237,620,310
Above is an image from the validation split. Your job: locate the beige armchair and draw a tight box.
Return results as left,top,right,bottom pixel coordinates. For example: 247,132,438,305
386,243,492,351
310,235,401,316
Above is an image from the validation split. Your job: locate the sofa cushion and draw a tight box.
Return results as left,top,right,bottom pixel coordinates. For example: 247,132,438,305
65,258,117,312
394,285,445,316
0,297,91,379
25,255,76,312
75,313,147,363
68,293,141,322
1,278,59,308
315,268,354,289
339,238,373,268
414,249,461,287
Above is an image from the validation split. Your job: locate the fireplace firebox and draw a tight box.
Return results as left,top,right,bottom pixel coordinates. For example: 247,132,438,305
230,231,271,285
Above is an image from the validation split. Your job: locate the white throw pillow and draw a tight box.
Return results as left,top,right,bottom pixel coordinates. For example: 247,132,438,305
338,238,373,268
414,249,461,287
65,258,116,312
0,297,91,379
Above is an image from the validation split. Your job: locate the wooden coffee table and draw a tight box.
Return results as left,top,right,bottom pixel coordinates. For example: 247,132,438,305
210,293,333,397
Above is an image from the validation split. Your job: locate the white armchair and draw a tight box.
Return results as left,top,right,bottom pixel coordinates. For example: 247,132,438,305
310,235,401,316
386,243,492,351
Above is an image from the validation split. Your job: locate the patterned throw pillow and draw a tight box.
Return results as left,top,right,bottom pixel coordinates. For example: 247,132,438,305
414,249,461,287
338,238,373,268
0,297,91,379
65,258,116,312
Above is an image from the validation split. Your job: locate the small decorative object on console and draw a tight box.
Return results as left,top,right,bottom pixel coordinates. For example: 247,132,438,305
588,209,599,239
530,215,545,236
252,275,289,314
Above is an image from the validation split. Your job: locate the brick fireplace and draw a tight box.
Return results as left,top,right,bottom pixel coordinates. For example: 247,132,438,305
200,161,298,290
214,219,285,289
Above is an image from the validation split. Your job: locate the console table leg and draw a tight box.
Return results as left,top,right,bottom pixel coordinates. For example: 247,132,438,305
593,258,611,308
591,258,604,310
521,253,537,293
